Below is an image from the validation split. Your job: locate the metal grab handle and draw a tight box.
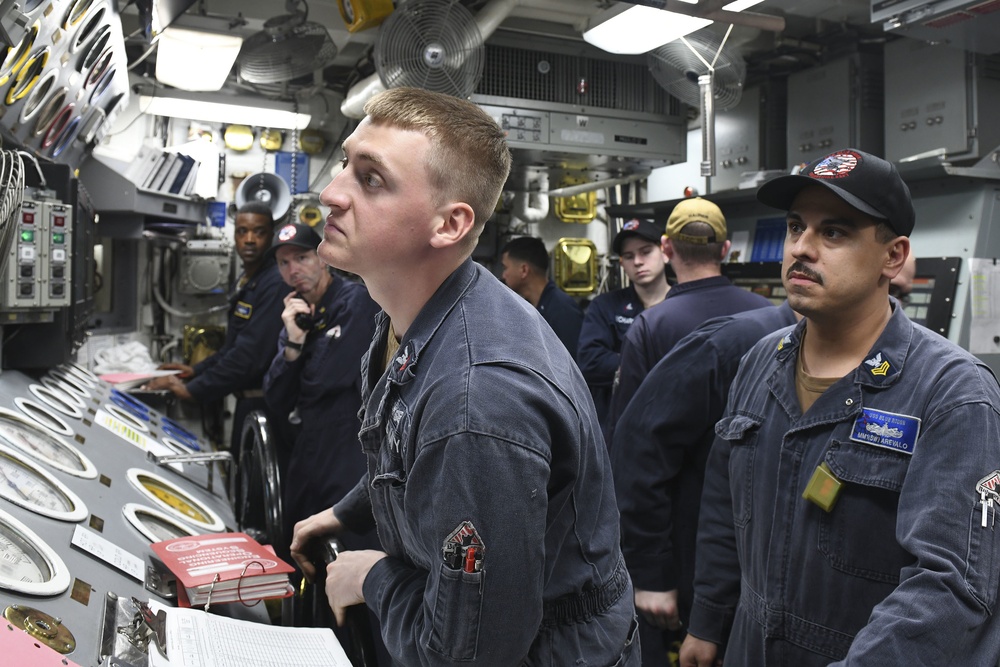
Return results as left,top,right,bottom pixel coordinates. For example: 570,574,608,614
315,538,379,667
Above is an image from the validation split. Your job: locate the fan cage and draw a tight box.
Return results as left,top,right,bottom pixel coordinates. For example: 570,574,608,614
237,19,337,85
648,38,746,111
374,0,484,99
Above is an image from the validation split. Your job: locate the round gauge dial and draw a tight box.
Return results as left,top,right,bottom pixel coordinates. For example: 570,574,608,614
29,384,83,420
40,376,86,409
126,469,223,532
46,369,91,399
105,404,149,432
0,444,87,521
14,397,72,437
0,506,69,595
0,408,95,478
123,503,197,544
60,363,99,388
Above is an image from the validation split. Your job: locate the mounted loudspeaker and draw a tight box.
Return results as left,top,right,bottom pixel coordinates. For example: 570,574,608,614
235,172,291,221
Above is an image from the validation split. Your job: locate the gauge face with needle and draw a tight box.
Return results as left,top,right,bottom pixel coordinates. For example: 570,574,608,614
0,443,87,521
0,505,70,595
122,503,197,544
126,469,223,532
0,408,96,478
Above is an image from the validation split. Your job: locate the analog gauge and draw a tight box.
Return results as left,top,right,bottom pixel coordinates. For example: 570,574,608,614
160,437,195,455
123,503,197,544
40,376,86,410
104,404,149,432
60,363,99,388
0,407,95,479
14,397,73,437
46,369,91,399
0,443,87,521
160,417,201,451
29,384,83,420
0,506,70,595
126,469,223,532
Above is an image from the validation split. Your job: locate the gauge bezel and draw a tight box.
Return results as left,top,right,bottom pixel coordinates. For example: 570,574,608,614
0,505,70,595
0,407,95,479
104,404,149,432
0,442,88,521
14,397,73,437
125,468,224,532
122,502,198,544
29,384,83,420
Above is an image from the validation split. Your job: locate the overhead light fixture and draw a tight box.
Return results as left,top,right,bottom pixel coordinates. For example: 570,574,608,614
138,89,311,130
155,26,243,92
721,0,766,11
583,3,713,55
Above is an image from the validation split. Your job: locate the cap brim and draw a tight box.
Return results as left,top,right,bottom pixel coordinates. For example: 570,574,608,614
756,174,887,222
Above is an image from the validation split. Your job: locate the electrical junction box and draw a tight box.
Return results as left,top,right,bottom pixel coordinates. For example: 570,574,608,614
178,239,231,295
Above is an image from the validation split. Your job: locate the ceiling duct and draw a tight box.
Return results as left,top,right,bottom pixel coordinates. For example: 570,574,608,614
341,0,521,118
873,0,1000,54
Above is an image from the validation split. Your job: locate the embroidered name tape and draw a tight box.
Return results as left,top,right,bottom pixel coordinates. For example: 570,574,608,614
849,408,920,455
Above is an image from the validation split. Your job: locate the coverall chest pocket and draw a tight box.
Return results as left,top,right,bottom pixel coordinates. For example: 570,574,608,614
366,395,413,557
819,440,913,583
717,414,761,529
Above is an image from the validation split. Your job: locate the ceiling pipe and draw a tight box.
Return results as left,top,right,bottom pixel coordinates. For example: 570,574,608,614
340,0,523,119
544,173,651,198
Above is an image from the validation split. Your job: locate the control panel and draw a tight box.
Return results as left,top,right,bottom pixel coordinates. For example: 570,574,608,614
2,192,73,311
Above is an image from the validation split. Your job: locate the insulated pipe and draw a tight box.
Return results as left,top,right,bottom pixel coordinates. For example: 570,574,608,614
513,171,549,222
545,173,650,198
340,0,523,119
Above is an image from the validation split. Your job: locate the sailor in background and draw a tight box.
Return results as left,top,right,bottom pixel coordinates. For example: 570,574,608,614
577,218,669,432
145,201,286,453
262,222,380,546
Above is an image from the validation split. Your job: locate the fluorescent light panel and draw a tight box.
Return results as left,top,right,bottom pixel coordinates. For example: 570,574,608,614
722,0,765,10
139,92,311,130
583,4,712,55
155,26,243,92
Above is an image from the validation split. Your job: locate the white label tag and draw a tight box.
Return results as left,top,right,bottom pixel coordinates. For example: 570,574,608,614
71,524,145,582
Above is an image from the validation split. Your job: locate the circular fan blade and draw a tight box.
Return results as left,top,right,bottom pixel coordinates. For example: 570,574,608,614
238,10,337,84
374,0,484,99
647,35,746,111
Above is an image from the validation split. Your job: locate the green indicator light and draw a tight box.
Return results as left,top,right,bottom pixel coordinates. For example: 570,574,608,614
52,233,64,244
20,230,33,242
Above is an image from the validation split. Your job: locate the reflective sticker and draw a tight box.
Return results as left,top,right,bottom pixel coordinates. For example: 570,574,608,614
234,301,252,319
849,408,920,455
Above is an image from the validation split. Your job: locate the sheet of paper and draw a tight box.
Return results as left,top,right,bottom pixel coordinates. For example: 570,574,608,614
71,525,145,581
969,258,1000,355
147,602,351,667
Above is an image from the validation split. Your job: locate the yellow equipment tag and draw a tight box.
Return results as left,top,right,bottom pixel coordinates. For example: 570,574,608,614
803,462,842,512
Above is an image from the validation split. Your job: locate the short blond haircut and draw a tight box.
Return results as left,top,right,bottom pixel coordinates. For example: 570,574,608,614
364,88,512,247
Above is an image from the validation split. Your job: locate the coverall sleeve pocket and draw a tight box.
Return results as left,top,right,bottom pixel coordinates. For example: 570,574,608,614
818,441,913,583
428,564,484,661
716,414,761,528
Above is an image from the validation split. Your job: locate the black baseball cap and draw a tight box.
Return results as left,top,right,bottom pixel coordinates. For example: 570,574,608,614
613,218,663,254
756,148,915,237
268,222,321,256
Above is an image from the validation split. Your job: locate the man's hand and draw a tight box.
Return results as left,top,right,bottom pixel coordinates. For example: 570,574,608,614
290,508,343,581
325,549,387,626
679,634,721,667
281,291,312,339
635,588,682,631
141,374,192,400
158,363,194,378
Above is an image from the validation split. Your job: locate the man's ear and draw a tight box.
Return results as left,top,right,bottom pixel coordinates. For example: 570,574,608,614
719,239,732,261
883,237,910,282
661,236,675,261
430,202,476,249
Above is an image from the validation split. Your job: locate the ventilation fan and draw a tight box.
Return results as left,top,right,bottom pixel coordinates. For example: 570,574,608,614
648,33,746,111
237,0,337,85
648,31,746,177
374,0,484,99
